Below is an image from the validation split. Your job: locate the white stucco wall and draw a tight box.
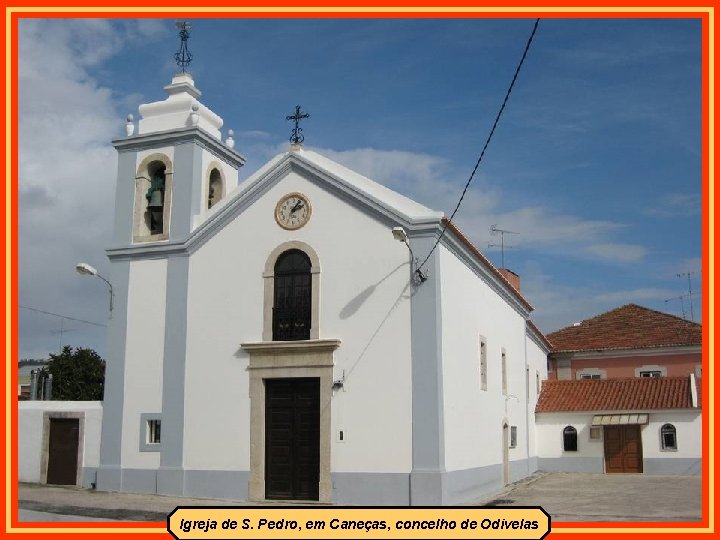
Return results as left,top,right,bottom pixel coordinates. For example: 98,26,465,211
121,258,167,468
18,401,103,483
525,333,549,461
535,410,701,460
438,245,531,472
182,168,414,473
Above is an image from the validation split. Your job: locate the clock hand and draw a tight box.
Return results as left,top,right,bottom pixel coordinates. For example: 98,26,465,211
290,200,304,213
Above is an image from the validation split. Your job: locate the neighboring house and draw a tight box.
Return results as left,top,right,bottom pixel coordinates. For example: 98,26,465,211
546,304,702,381
535,376,701,475
93,71,550,505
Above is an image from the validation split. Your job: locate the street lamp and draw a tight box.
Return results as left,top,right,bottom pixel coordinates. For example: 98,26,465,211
391,226,427,284
75,262,113,317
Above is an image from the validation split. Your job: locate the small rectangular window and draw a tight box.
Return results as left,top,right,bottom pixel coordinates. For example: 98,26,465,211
147,419,161,444
479,337,487,391
510,426,517,448
580,373,601,380
640,371,662,378
589,427,602,440
501,350,507,395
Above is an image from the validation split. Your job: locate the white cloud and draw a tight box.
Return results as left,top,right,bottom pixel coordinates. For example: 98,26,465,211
17,20,151,359
593,288,677,304
642,193,701,218
584,243,648,263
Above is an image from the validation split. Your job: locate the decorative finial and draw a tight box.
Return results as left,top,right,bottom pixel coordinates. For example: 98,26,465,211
175,21,193,73
190,102,200,126
286,105,310,145
125,114,135,136
226,129,235,148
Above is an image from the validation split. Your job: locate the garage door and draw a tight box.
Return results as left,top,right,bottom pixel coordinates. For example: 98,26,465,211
604,425,643,473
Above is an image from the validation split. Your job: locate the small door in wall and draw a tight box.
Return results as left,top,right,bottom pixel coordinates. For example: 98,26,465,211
46,418,80,485
604,425,643,473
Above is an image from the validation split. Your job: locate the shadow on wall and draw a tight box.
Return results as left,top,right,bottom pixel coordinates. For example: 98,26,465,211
339,261,409,320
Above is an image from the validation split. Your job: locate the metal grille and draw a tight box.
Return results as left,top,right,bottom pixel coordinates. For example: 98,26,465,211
273,250,311,341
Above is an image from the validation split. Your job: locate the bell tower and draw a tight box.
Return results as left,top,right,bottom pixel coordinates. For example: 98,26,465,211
110,69,245,245
97,24,245,495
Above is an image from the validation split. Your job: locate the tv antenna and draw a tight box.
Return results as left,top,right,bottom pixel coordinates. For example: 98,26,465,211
664,295,687,320
488,224,519,268
676,272,695,322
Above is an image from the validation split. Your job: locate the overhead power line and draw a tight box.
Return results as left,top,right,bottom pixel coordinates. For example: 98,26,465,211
417,18,540,275
19,305,107,328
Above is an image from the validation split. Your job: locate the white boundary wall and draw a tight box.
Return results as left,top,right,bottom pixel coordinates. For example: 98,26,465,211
18,401,103,484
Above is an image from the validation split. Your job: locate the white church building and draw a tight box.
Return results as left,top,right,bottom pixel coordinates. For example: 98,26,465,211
91,69,552,506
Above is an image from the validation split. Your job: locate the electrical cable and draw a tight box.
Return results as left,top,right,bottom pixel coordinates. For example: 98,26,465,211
19,305,107,327
416,18,540,276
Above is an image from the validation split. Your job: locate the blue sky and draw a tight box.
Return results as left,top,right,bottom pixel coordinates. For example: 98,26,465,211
17,17,703,360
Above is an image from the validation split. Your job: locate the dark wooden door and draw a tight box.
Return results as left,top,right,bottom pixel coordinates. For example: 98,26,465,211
46,418,79,485
265,378,320,500
604,425,643,473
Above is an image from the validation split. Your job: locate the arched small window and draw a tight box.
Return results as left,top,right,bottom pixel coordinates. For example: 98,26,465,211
146,163,166,235
208,168,223,209
273,250,311,341
563,426,578,452
660,424,677,450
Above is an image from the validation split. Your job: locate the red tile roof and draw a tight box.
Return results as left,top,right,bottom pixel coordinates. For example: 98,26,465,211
547,304,701,353
535,377,695,413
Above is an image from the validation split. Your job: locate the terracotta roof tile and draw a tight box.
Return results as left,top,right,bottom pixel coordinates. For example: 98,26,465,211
535,377,694,413
547,304,701,352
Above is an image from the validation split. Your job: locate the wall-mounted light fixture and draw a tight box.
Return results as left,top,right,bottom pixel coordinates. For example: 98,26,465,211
392,227,427,284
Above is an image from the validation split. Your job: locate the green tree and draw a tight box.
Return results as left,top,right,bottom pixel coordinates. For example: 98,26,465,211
46,346,105,400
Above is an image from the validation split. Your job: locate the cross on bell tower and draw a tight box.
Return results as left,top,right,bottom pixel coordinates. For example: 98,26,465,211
175,21,193,73
286,105,310,145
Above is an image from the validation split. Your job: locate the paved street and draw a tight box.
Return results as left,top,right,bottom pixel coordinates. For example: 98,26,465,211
17,472,703,523
470,472,702,522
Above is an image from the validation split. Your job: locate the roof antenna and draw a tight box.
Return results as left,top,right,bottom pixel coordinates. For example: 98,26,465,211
676,272,695,322
488,224,519,268
664,295,688,320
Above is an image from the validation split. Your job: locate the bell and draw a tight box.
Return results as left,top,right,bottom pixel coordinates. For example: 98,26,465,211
147,189,163,211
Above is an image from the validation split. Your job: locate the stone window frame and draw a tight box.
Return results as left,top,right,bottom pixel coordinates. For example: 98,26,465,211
636,365,666,378
133,153,173,243
206,161,226,210
577,368,606,380
139,413,162,452
40,411,85,486
262,241,321,341
501,348,508,395
479,335,488,391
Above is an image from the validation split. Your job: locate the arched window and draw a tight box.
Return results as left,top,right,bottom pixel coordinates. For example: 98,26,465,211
273,250,311,341
133,153,172,242
146,163,166,235
208,167,223,209
660,424,677,450
563,426,578,452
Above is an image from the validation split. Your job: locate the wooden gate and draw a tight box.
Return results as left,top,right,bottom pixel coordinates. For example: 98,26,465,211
265,378,320,500
604,425,643,473
46,418,80,485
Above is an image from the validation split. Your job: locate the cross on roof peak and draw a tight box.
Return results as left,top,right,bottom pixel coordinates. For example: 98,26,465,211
286,105,310,145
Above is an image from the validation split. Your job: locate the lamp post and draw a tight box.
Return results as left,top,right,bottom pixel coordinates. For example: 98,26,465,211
75,263,113,318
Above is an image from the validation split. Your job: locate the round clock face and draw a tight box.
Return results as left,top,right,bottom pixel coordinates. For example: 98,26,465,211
275,192,312,230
